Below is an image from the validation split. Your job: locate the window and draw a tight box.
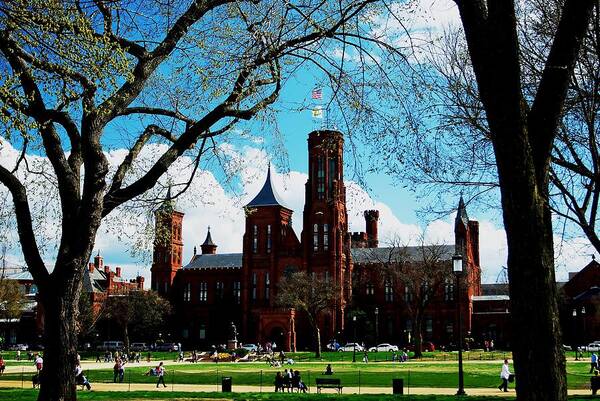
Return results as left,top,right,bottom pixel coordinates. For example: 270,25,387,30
199,282,208,302
385,280,393,302
328,157,336,195
444,279,455,301
183,283,191,302
425,317,433,336
313,224,319,252
182,329,189,339
405,319,412,332
252,225,258,253
265,272,270,300
216,281,224,300
233,281,241,304
252,273,257,301
163,282,168,293
324,271,330,283
422,281,430,302
317,157,325,199
199,324,206,340
366,282,375,296
323,224,329,251
404,285,413,302
267,225,272,253
446,321,454,336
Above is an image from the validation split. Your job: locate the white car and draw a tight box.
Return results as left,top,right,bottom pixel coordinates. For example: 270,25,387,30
368,343,399,352
587,341,600,352
242,343,258,352
337,343,364,352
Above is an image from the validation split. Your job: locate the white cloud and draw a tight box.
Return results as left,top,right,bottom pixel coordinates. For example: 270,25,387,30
1,137,596,287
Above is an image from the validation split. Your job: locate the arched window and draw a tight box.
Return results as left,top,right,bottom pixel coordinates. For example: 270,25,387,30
323,224,329,251
313,224,319,252
267,225,272,253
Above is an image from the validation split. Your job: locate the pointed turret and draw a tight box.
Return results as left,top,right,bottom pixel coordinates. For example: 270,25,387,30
455,195,469,228
201,226,217,255
245,165,287,208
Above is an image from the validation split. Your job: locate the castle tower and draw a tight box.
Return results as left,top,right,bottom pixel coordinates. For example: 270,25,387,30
150,190,184,296
241,165,301,349
301,130,351,338
364,210,379,248
454,196,482,333
201,227,217,255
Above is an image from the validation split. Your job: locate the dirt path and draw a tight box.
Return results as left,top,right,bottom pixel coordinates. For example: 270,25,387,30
0,379,594,397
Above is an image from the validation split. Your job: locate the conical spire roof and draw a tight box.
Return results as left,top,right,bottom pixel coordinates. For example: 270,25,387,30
202,226,216,247
245,164,287,208
455,196,469,227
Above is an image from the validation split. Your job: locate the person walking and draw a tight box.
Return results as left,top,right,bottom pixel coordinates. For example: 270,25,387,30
156,362,167,388
498,359,511,392
34,354,43,372
591,352,598,374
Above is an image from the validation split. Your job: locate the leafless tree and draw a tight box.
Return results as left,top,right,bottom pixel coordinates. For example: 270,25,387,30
276,270,338,358
0,1,395,399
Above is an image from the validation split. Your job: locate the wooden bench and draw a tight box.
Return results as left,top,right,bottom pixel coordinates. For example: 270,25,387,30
316,378,343,394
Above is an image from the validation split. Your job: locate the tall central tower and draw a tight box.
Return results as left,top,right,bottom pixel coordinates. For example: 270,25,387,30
301,130,351,338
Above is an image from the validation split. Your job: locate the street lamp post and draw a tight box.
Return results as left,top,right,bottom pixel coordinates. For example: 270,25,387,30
352,315,357,363
453,254,466,396
375,307,379,346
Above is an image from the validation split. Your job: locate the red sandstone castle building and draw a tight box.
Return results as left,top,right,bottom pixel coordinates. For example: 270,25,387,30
151,130,483,351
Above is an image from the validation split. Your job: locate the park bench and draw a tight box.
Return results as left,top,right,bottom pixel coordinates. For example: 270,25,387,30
316,378,343,394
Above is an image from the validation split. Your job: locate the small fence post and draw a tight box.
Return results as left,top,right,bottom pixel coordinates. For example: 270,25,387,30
358,368,361,394
260,370,263,392
308,370,311,393
171,367,174,392
128,368,131,392
21,366,24,388
216,368,219,391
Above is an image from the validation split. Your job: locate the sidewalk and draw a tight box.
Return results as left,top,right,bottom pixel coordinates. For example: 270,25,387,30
0,380,594,397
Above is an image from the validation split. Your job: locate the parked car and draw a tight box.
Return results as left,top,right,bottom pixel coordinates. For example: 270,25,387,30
157,343,179,352
368,343,399,352
130,342,148,351
242,344,258,352
587,341,600,352
337,343,364,352
96,341,124,351
8,343,28,351
326,341,341,351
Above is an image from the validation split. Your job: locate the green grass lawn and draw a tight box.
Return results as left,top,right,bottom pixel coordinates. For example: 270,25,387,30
1,360,593,390
2,388,600,401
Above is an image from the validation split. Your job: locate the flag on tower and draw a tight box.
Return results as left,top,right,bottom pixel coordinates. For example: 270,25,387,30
311,106,324,119
311,87,323,100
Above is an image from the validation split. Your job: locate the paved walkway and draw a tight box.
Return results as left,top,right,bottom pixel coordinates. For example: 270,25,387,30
0,380,594,397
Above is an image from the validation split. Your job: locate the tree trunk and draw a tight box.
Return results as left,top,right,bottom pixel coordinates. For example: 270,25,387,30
413,313,424,358
315,327,321,358
38,281,80,401
498,157,567,401
124,325,130,355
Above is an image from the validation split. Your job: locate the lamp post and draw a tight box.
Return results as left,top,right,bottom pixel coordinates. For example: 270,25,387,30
375,307,379,346
453,254,466,396
352,315,357,363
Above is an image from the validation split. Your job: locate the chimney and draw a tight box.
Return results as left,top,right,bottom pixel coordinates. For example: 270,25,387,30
94,252,103,270
136,276,145,290
115,267,121,277
88,262,94,273
104,265,110,274
364,210,379,248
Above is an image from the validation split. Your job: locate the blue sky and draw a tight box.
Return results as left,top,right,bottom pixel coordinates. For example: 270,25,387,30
0,0,596,285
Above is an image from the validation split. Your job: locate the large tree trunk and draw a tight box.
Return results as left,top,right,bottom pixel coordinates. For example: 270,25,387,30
497,146,566,401
315,326,322,358
413,312,424,358
38,277,81,401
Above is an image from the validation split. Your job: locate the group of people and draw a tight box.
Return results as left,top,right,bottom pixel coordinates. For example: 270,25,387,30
274,369,307,392
98,350,142,363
